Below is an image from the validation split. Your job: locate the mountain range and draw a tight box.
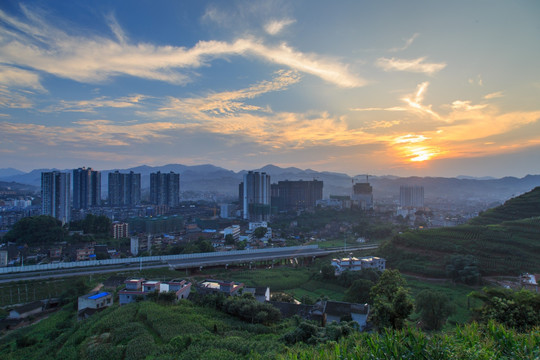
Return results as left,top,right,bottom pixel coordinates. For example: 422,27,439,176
1,165,540,202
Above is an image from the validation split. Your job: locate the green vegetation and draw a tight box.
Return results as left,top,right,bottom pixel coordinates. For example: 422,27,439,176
470,288,540,332
3,215,66,245
404,276,473,326
2,261,539,359
379,188,540,277
470,187,540,225
369,270,413,331
69,214,112,236
282,320,357,345
280,322,540,360
1,300,288,360
415,289,456,330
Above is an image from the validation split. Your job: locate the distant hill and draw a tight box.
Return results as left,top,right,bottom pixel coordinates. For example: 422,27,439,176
0,181,39,192
380,187,540,277
1,164,540,201
0,168,25,177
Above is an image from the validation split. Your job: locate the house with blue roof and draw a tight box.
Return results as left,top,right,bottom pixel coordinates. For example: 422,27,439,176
78,291,113,318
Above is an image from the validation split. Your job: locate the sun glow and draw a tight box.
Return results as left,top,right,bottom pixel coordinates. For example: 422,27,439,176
408,146,437,162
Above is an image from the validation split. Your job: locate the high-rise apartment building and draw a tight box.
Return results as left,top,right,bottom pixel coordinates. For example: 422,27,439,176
108,171,141,206
272,180,323,211
352,180,373,210
241,171,271,221
73,167,101,209
41,171,71,224
400,185,424,208
150,171,180,207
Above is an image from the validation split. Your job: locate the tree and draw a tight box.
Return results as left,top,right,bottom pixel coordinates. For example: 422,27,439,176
344,279,373,304
369,269,413,330
415,289,455,330
470,288,540,331
271,292,295,303
224,234,235,245
445,255,480,285
253,226,267,239
320,264,336,279
4,215,66,245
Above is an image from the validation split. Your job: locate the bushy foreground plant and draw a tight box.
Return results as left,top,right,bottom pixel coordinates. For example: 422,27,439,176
280,321,540,360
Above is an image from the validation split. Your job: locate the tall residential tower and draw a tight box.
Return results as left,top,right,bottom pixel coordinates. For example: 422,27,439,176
241,171,271,221
150,171,180,207
41,171,71,224
400,185,424,208
108,171,141,206
73,167,101,209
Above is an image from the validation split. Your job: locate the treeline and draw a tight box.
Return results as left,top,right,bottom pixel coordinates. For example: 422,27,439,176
192,292,281,325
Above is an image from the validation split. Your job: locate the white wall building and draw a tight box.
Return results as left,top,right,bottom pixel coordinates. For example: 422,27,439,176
331,257,386,275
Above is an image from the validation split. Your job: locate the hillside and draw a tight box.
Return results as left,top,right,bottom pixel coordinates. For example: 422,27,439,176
380,187,540,277
469,187,540,225
1,301,287,360
2,299,538,360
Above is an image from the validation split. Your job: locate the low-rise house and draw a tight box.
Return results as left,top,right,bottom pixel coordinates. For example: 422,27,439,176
8,301,43,319
521,273,538,292
76,247,95,261
118,278,191,305
78,291,113,319
197,279,244,296
244,286,271,302
331,256,386,275
322,301,370,329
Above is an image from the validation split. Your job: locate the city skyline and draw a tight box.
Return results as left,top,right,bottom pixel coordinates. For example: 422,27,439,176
1,1,539,178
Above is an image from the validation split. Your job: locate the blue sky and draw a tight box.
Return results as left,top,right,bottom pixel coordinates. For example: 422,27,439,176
1,0,539,177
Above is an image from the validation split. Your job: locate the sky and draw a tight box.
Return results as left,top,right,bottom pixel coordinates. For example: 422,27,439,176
1,0,539,177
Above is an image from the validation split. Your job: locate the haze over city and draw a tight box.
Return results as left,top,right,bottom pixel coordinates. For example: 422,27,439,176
1,1,539,178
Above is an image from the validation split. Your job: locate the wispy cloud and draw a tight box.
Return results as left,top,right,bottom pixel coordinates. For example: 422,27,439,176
152,70,301,118
401,82,441,119
0,86,34,109
468,74,483,86
264,18,295,35
376,57,446,75
350,106,406,112
0,6,363,88
389,33,419,52
42,94,149,113
484,91,504,100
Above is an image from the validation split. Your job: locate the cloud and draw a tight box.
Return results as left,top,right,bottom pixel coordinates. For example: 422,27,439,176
42,94,150,113
0,65,45,91
389,33,419,52
264,18,295,35
0,6,363,88
376,57,446,75
401,82,441,119
0,119,184,148
350,106,406,112
0,86,34,109
484,91,504,100
468,74,483,86
151,70,301,118
450,100,487,111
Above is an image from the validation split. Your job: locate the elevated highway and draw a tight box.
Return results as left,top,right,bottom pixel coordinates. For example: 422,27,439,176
0,244,378,284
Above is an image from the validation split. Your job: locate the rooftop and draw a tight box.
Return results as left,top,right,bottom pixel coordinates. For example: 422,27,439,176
88,292,110,300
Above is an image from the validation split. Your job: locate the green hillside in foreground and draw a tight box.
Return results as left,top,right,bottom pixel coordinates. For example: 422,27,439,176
2,301,539,360
380,187,540,277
